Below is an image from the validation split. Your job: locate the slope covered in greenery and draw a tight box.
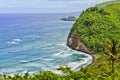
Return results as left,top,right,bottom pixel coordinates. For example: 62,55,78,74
70,2,120,53
1,1,120,80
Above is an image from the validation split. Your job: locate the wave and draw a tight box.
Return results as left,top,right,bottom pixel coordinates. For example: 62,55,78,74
26,35,42,38
23,63,42,67
51,50,92,74
7,38,22,45
13,38,22,42
53,51,63,56
68,60,85,71
20,59,40,64
47,56,92,75
7,41,17,45
41,46,55,50
5,40,43,52
40,58,55,61
57,42,70,49
57,42,66,46
20,57,54,64
0,68,17,75
49,70,64,75
67,55,92,71
3,41,92,75
20,60,28,63
53,51,72,58
40,43,55,49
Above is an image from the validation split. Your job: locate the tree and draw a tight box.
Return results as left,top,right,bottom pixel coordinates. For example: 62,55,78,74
103,39,120,73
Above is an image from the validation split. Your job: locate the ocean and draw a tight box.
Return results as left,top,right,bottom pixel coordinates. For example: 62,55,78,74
0,13,92,75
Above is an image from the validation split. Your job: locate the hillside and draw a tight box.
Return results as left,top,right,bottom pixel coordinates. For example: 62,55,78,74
67,2,120,53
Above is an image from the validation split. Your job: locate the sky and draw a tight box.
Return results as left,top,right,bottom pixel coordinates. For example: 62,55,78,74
0,0,111,13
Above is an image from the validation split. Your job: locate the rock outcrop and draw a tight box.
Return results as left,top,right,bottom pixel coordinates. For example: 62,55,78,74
61,16,76,21
67,32,94,54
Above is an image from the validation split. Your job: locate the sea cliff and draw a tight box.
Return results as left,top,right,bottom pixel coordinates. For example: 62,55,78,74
67,2,120,55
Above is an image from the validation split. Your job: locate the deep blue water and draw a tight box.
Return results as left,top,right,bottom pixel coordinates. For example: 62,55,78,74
0,13,92,75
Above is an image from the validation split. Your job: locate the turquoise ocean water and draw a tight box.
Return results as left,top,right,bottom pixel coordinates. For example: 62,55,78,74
0,13,92,75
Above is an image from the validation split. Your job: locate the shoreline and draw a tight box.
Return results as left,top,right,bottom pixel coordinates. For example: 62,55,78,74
66,0,116,69
67,44,97,67
67,34,97,68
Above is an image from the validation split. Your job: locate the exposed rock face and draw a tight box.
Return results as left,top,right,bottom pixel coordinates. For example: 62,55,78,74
67,33,94,54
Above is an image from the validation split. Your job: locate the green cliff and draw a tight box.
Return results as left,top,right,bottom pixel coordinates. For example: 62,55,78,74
67,2,120,54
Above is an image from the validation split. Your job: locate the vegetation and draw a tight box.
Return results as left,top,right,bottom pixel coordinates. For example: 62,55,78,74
1,0,120,80
70,2,120,53
104,40,120,73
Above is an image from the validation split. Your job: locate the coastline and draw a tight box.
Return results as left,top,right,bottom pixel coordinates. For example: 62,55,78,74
66,0,116,69
67,33,97,67
67,43,96,67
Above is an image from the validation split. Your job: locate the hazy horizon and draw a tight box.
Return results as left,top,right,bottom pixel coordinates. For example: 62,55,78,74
0,0,111,13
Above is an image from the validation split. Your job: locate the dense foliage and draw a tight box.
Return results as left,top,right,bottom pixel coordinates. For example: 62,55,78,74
1,1,120,80
70,2,120,53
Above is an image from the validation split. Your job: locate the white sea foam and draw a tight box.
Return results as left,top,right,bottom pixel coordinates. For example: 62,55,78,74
50,70,64,75
40,43,55,49
57,42,66,46
0,68,17,74
82,55,93,67
21,71,28,74
67,55,92,71
13,38,22,42
21,58,40,64
40,58,55,61
24,63,41,67
53,51,63,56
42,46,55,50
7,41,17,45
7,38,22,45
57,42,70,50
68,61,85,71
53,51,72,58
52,52,93,74
21,60,28,63
5,41,42,52
48,57,91,75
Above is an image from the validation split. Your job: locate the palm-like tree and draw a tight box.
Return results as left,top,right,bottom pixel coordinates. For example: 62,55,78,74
103,39,119,73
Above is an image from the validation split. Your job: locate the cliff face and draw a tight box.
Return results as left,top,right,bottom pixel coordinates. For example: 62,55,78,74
67,33,94,54
67,3,120,54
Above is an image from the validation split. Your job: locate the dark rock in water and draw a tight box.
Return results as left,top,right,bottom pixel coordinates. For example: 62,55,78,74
67,16,76,21
60,17,67,21
61,16,76,21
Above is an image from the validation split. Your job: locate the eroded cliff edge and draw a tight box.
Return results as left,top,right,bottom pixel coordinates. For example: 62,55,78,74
67,32,94,54
67,2,120,63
